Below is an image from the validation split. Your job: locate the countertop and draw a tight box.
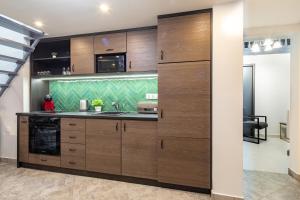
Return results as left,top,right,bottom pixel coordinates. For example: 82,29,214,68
16,111,158,121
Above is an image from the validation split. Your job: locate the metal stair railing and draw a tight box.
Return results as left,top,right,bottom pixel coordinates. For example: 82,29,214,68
0,14,44,97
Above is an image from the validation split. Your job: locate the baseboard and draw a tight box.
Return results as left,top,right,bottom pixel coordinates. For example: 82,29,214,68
0,157,17,165
288,168,300,181
212,193,243,200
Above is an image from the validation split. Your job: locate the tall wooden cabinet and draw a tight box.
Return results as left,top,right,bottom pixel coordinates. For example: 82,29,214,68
19,116,29,162
157,11,212,189
71,36,94,74
127,29,157,71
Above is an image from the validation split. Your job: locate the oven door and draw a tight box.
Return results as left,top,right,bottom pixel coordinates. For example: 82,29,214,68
96,54,126,73
29,124,60,155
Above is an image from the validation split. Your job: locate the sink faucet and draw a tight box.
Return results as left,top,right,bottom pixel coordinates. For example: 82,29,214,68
112,102,120,112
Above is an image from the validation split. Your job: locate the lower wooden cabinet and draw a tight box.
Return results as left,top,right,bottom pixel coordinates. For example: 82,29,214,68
28,154,61,167
122,120,157,179
157,137,211,188
61,143,86,170
86,119,122,175
19,116,29,162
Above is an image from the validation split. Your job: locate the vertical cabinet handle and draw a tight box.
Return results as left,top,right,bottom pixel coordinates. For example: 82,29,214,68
72,64,75,72
116,122,119,131
123,123,126,132
160,50,164,60
129,61,132,69
160,109,164,119
160,140,164,149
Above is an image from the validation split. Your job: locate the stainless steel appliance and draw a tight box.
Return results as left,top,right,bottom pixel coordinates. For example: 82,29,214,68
137,101,158,114
96,54,126,73
29,116,60,155
80,99,89,111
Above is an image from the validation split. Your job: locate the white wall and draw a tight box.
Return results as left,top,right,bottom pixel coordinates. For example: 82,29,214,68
244,54,290,135
213,0,244,199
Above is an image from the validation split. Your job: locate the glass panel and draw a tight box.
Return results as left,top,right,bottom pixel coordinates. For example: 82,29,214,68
0,60,18,72
0,74,9,84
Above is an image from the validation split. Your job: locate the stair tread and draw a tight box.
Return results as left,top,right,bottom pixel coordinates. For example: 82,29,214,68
0,37,34,52
0,70,17,75
0,54,25,64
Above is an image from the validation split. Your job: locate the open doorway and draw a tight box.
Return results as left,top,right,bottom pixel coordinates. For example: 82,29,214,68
243,38,290,174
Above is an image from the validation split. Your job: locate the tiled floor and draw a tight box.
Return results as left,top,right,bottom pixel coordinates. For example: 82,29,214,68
243,138,289,174
1,162,300,200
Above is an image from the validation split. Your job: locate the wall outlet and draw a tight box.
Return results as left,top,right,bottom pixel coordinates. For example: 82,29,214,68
146,93,158,100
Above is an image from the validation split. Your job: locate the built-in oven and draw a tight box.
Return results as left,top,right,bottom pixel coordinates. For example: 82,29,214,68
96,53,126,73
29,116,60,155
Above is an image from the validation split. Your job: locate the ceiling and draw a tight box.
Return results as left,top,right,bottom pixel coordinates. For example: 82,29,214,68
0,0,299,37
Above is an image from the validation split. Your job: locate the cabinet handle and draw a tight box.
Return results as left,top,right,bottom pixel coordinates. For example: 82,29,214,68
160,109,163,119
72,64,75,72
69,148,76,152
129,61,132,69
69,123,76,126
160,140,164,149
21,121,27,124
69,161,76,165
106,48,114,52
41,159,47,162
160,50,164,60
116,122,119,131
123,123,126,132
69,136,77,139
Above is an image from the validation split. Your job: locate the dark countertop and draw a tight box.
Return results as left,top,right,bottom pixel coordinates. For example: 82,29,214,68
16,111,158,121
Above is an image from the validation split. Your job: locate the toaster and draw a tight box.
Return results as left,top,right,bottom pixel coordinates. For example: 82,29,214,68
137,101,158,114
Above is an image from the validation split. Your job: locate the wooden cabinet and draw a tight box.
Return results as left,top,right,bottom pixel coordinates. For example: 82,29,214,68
19,116,29,162
86,119,121,175
94,33,126,54
71,36,94,74
127,29,157,72
157,137,210,188
158,61,211,139
122,120,157,179
28,154,61,167
61,143,86,170
157,12,211,63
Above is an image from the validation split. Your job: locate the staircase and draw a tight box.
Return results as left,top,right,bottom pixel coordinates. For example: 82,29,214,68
0,14,44,96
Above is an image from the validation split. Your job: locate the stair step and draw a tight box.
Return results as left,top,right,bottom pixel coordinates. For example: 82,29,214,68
0,37,34,52
0,84,9,87
0,54,25,64
0,70,17,75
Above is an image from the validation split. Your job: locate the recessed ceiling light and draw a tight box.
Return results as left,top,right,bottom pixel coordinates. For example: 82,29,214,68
99,3,110,13
34,20,44,28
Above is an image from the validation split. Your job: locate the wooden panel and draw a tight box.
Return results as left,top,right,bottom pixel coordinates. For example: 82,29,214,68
94,33,126,54
19,116,29,162
157,137,210,188
122,120,157,179
158,62,211,138
86,119,121,175
61,118,86,131
127,29,157,72
71,36,94,74
61,155,85,170
61,130,85,144
157,12,211,63
61,143,85,157
28,154,61,167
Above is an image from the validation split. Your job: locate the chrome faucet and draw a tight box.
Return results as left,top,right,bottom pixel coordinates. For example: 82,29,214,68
112,102,121,112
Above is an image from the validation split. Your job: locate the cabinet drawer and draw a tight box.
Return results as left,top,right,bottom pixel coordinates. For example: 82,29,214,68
19,116,28,135
61,118,86,131
61,130,85,144
61,155,85,170
28,154,61,167
61,143,85,157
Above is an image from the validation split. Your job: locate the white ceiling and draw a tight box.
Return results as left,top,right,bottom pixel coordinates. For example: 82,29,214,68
0,0,299,37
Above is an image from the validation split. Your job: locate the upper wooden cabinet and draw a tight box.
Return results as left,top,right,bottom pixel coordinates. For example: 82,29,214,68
86,119,122,175
71,36,94,74
122,120,157,179
127,29,157,72
19,116,29,163
157,12,211,63
158,61,211,139
94,33,126,54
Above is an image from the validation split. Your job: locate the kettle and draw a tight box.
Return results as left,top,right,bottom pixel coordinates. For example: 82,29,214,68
80,100,89,112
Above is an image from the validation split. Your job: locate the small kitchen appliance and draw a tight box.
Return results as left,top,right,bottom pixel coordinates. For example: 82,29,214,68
137,101,158,114
80,100,89,111
42,94,55,112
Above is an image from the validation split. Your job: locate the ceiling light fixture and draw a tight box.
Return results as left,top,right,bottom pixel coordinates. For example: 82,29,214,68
251,43,260,53
264,45,273,52
34,20,44,28
263,38,273,46
273,40,282,49
99,3,110,13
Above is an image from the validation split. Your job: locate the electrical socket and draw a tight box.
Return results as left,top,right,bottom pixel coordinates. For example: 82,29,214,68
146,93,158,100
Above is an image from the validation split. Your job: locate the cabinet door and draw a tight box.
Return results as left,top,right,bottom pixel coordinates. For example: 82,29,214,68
86,119,121,175
19,116,29,162
127,29,157,72
71,36,94,74
158,137,211,188
158,61,211,139
122,120,157,179
157,12,211,63
94,33,126,54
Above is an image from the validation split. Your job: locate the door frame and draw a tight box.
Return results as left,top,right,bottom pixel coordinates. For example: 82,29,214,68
243,64,256,117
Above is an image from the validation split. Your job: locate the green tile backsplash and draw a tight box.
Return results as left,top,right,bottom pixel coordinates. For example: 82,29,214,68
49,78,158,112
